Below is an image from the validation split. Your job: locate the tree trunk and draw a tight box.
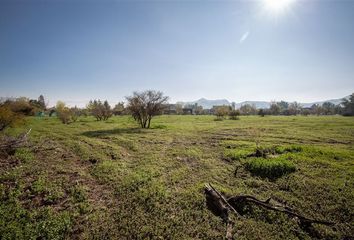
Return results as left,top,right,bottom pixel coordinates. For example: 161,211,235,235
147,116,152,128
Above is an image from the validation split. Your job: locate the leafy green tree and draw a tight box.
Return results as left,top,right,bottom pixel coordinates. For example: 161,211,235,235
278,101,289,112
341,93,354,116
38,95,46,110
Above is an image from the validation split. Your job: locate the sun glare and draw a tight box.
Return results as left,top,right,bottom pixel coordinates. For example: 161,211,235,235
263,0,295,14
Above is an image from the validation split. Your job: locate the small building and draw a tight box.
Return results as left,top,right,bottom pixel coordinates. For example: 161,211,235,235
182,108,194,115
36,111,46,117
163,104,177,115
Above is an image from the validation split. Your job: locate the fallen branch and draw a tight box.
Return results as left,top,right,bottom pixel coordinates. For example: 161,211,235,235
0,128,31,153
208,183,241,218
204,183,335,239
204,183,235,239
228,195,334,226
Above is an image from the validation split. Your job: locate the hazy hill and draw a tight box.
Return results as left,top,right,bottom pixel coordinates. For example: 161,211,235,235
177,96,348,109
301,97,347,108
177,98,230,109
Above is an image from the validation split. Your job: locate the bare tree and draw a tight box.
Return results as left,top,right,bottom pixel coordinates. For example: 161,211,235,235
195,105,204,115
214,105,230,120
113,102,125,115
126,90,168,128
229,109,240,120
175,103,183,115
342,93,354,116
288,102,302,115
87,99,112,121
239,104,257,115
269,101,280,115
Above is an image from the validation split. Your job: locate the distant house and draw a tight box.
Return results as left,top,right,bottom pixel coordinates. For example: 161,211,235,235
163,104,177,115
47,108,57,117
36,111,46,117
182,103,199,115
182,108,194,115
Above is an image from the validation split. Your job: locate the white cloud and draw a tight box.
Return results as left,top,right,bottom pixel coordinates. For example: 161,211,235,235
240,31,250,43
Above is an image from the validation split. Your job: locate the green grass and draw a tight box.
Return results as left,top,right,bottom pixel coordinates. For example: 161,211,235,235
245,156,296,179
1,115,354,239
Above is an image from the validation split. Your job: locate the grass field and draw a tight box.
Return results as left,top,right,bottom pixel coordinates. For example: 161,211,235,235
1,115,353,239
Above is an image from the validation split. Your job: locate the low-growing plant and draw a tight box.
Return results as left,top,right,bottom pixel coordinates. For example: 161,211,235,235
245,157,296,179
14,148,34,162
275,145,302,154
69,185,87,203
224,148,254,160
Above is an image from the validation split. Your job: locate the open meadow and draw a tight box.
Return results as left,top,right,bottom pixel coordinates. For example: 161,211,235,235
1,115,354,239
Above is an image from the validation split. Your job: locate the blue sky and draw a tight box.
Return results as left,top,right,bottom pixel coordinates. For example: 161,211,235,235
1,0,353,106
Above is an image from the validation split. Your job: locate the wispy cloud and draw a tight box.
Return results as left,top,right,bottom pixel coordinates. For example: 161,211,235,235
240,31,250,43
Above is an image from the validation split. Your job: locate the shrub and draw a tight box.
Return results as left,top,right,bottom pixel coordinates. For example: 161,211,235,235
70,106,80,122
258,109,265,117
5,97,35,115
0,105,24,131
58,109,73,124
214,105,230,120
56,101,74,124
239,104,257,115
245,157,295,179
229,110,240,120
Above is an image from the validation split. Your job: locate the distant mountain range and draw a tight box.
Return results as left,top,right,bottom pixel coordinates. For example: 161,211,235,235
177,96,349,109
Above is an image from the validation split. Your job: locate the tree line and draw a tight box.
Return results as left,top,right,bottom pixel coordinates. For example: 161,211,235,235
1,92,354,131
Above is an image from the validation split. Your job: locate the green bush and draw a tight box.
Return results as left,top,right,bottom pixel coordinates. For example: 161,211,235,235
245,157,296,179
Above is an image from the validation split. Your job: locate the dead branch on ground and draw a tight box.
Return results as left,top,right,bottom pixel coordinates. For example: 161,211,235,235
0,129,31,154
204,183,334,239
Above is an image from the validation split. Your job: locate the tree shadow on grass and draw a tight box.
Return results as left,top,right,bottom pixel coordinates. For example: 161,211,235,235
81,127,144,138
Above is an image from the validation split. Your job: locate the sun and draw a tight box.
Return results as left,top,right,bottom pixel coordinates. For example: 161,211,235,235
263,0,295,14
